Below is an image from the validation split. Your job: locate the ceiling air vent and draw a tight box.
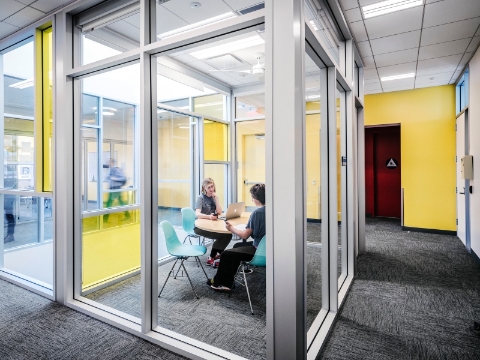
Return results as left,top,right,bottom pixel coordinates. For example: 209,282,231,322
205,54,245,70
237,2,265,15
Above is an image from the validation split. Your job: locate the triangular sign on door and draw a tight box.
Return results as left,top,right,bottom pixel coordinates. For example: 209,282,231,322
386,158,397,168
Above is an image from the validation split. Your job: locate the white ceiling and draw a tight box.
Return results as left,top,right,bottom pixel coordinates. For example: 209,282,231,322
0,0,75,39
340,0,480,94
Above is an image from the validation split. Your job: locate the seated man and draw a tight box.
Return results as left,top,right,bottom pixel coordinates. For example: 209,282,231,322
207,183,265,291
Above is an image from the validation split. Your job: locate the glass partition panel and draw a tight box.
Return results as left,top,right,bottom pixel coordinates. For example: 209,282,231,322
1,195,53,289
193,94,225,120
78,63,141,321
204,120,228,162
155,30,266,359
337,87,347,284
204,163,227,210
79,2,140,65
236,120,265,212
236,93,265,119
305,53,323,330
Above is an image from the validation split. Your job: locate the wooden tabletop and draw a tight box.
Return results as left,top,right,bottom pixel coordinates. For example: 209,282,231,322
195,212,250,234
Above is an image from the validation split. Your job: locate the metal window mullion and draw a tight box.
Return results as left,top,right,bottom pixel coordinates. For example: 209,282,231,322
98,97,104,210
231,95,237,203
39,197,45,243
73,76,83,300
199,117,205,183
340,91,348,282
326,67,338,310
357,105,366,255
266,0,306,358
189,116,195,209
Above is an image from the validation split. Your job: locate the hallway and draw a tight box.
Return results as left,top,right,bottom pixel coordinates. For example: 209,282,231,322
321,218,480,359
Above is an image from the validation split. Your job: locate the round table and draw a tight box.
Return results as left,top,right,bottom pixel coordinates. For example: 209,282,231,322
194,212,250,234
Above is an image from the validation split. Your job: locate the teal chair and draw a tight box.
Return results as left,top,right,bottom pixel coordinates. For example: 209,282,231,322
158,220,208,299
234,235,266,315
181,207,202,245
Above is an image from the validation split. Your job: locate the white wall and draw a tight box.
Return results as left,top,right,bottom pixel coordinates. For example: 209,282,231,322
468,48,480,257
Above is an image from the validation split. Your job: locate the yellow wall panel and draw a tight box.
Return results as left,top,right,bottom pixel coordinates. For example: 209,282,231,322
82,210,140,290
365,86,456,231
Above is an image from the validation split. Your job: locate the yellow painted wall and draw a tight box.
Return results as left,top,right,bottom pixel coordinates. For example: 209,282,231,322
82,210,140,290
365,85,456,231
204,120,228,161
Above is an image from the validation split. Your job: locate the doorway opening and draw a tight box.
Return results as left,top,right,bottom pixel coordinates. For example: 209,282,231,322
365,125,401,218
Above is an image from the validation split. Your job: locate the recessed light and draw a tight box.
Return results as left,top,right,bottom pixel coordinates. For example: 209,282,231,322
363,0,424,19
381,73,415,81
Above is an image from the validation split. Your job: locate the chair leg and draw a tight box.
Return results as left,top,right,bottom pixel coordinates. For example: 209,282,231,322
243,264,254,315
158,258,178,297
183,235,192,245
180,259,199,299
195,256,209,280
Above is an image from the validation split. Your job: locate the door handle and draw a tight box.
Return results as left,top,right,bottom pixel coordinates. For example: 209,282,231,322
459,192,465,194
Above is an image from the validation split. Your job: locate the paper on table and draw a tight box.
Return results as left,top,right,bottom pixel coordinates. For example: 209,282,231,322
234,224,246,231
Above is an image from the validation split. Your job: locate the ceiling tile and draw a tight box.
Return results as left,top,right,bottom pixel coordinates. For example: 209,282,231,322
457,51,473,69
14,0,36,4
421,18,480,46
358,0,381,6
364,89,383,95
418,38,470,60
223,0,262,11
370,30,420,55
156,5,188,35
106,20,139,43
163,0,232,24
476,26,480,36
417,66,458,76
467,36,480,53
365,82,382,91
29,0,73,13
415,72,453,84
417,54,463,71
423,0,480,28
349,21,369,42
381,77,415,90
344,7,363,23
0,0,26,21
364,68,378,80
415,81,451,89
0,21,19,38
364,6,423,40
340,0,359,11
365,76,379,84
3,6,44,28
374,48,418,67
357,40,373,57
123,13,140,28
377,62,417,77
362,55,375,69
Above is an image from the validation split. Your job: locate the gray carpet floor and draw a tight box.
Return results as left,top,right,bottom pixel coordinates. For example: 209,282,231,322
0,279,185,360
320,217,480,359
2,217,479,359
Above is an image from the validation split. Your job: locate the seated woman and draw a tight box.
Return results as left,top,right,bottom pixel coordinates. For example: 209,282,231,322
207,183,266,291
194,177,232,266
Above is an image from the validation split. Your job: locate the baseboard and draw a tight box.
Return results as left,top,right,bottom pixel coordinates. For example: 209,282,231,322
470,248,480,265
401,226,457,236
307,218,321,223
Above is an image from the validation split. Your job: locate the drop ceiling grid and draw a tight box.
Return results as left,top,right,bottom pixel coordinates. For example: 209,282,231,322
341,0,480,94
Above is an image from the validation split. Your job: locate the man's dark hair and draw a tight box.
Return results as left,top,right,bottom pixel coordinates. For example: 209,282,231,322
250,183,265,205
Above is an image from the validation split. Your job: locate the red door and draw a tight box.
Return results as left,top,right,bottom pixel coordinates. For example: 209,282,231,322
365,126,401,218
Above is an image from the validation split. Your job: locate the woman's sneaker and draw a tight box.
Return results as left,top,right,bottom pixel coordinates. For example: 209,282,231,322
212,259,220,268
211,283,230,292
206,254,220,266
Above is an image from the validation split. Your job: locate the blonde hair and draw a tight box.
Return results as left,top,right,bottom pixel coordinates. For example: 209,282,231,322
201,177,216,195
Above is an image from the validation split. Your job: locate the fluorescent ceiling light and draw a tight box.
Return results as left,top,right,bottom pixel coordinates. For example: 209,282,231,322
190,35,265,59
9,78,34,89
306,94,321,100
157,12,237,40
79,3,139,33
381,73,415,81
102,111,115,116
362,0,423,19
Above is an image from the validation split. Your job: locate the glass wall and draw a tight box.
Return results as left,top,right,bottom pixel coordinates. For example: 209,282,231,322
78,63,141,320
337,86,347,284
0,35,54,291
